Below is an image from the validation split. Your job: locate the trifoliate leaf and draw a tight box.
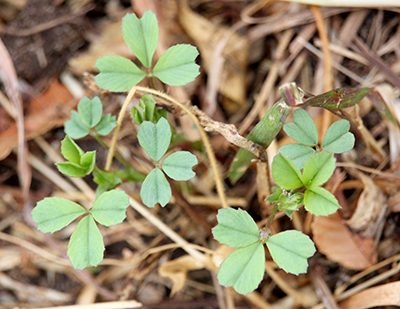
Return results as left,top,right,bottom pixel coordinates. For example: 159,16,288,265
94,55,146,92
32,197,87,233
64,110,90,139
140,168,171,207
138,117,171,161
96,114,117,136
278,143,315,170
217,242,265,295
162,151,198,181
78,97,102,128
212,207,260,248
91,190,129,226
271,154,304,190
60,136,83,164
304,187,340,216
322,119,355,153
266,230,316,275
153,44,200,86
302,152,336,188
67,215,104,270
122,11,158,68
283,109,318,146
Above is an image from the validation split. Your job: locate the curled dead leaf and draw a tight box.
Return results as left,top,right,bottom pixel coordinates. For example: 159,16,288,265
158,255,204,295
312,212,376,270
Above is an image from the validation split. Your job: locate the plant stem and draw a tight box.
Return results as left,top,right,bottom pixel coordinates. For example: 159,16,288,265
92,132,131,168
265,204,279,229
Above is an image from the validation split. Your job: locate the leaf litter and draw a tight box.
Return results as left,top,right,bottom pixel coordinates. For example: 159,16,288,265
0,0,400,308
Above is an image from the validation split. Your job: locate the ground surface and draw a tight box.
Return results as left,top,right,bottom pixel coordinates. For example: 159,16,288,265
0,0,400,308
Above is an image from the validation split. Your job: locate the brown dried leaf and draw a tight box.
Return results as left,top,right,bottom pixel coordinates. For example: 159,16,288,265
339,281,400,309
158,255,204,295
312,212,376,270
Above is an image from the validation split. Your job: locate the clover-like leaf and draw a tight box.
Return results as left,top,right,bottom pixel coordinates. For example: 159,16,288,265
278,143,315,170
96,114,117,136
302,152,336,188
138,117,171,161
140,168,171,207
271,153,304,190
67,215,104,270
283,109,318,146
212,207,260,248
153,44,200,86
304,187,340,216
78,97,102,128
60,136,83,164
91,190,129,226
122,11,158,69
95,55,146,92
32,197,87,233
162,151,198,181
64,110,90,139
266,230,316,275
217,242,265,295
322,119,355,153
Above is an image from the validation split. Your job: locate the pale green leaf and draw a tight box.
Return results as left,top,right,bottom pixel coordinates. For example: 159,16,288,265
78,97,102,128
278,143,315,170
64,110,90,139
140,168,171,207
153,44,200,86
60,136,83,164
302,152,336,188
95,55,146,92
322,120,355,153
138,117,171,161
266,230,316,275
271,154,304,190
212,207,260,248
217,242,265,295
91,190,129,226
67,215,104,269
162,151,197,181
304,187,340,216
32,197,86,233
122,11,158,68
96,114,117,136
283,109,318,146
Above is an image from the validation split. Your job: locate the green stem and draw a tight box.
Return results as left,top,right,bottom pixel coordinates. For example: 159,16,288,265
92,132,131,168
265,204,279,229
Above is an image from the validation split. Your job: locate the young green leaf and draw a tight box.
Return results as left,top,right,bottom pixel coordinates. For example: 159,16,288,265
266,230,316,275
153,44,200,86
32,197,87,233
56,162,89,178
67,215,104,270
91,190,129,226
60,136,83,164
212,207,260,248
283,109,318,146
94,55,146,92
80,151,96,169
96,114,117,136
322,119,355,153
122,11,158,69
278,143,315,170
78,97,102,128
304,187,340,216
140,168,171,207
138,117,171,161
141,95,156,122
93,168,122,191
64,110,90,139
271,154,304,190
217,242,265,295
302,152,336,188
162,151,198,181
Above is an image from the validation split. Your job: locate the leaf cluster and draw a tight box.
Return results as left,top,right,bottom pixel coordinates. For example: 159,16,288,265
94,11,200,92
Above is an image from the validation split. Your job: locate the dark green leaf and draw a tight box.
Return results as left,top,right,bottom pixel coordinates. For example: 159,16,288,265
56,162,88,178
60,136,83,164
